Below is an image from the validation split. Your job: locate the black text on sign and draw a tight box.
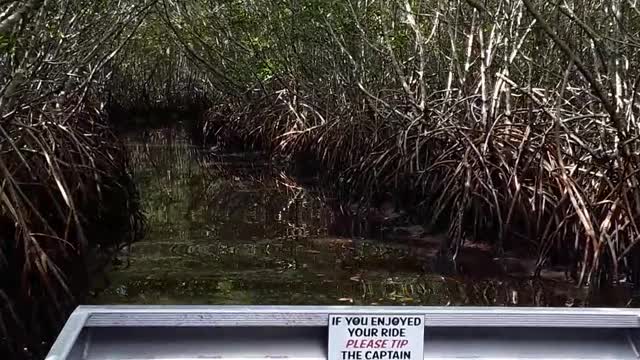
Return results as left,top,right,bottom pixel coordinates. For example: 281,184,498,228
328,315,425,360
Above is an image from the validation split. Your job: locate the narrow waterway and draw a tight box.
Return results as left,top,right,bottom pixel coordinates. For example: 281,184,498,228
91,124,637,307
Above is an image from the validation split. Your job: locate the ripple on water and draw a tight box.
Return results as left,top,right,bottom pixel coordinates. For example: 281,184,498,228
92,125,638,308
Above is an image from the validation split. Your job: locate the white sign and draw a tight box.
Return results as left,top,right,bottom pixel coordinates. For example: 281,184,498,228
328,314,425,360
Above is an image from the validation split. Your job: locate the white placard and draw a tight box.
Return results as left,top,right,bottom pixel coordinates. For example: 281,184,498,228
328,314,425,360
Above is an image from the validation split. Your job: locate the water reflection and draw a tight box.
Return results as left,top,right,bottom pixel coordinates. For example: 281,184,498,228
92,124,637,307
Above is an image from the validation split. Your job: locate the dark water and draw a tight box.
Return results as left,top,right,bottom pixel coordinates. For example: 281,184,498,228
92,125,637,307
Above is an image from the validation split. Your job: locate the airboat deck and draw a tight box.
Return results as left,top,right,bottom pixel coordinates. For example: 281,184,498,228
46,305,640,360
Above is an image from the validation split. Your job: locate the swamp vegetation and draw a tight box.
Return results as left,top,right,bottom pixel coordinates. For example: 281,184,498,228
1,0,640,358
94,124,632,309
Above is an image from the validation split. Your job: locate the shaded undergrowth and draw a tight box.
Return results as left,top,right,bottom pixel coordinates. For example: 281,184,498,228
98,0,640,290
199,85,640,287
98,126,636,308
0,101,144,359
174,0,640,288
0,0,155,357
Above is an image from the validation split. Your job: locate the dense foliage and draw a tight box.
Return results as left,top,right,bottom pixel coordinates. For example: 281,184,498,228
0,1,148,358
137,0,640,286
1,0,639,357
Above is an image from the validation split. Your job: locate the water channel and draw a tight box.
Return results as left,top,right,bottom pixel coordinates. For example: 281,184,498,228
91,123,638,307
